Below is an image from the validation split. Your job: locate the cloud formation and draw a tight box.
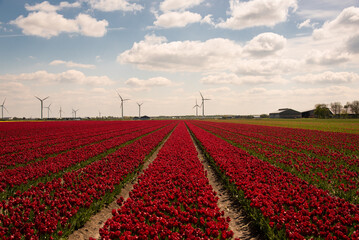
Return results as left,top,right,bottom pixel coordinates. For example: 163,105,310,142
160,0,205,12
86,0,143,12
25,1,81,12
11,1,108,38
49,60,96,69
217,0,297,30
118,34,243,72
125,77,174,88
243,32,286,57
293,71,359,84
0,70,114,86
154,11,202,28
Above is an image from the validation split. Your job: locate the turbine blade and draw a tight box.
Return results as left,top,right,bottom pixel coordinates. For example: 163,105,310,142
199,92,204,99
2,98,5,105
43,96,49,101
35,96,41,101
4,106,9,113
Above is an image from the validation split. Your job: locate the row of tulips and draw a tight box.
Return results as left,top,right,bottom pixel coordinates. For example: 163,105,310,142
193,121,358,204
0,122,176,239
187,121,359,239
0,121,170,197
99,122,235,240
197,121,359,166
206,121,359,155
0,121,116,154
0,121,155,170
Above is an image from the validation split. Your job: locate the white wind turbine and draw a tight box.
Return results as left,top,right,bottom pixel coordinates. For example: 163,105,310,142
1,98,9,119
44,103,52,119
59,106,64,119
35,96,49,119
137,102,143,118
72,108,79,118
193,99,200,117
116,91,130,119
199,92,210,117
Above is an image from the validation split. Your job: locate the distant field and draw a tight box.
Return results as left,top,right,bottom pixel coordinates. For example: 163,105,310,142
213,118,359,134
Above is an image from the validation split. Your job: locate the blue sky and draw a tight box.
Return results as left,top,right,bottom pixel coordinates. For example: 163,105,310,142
0,0,358,118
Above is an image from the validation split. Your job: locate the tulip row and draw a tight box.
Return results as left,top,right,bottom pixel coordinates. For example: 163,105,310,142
0,122,176,239
0,121,156,170
187,121,359,239
193,121,359,204
0,121,112,155
0,121,170,198
99,122,234,239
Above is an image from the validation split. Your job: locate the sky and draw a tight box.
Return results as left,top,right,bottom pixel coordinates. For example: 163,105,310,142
0,0,359,118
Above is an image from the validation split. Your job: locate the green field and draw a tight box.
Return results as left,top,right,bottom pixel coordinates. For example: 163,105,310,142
213,118,359,134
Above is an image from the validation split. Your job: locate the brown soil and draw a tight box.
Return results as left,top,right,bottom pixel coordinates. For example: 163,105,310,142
68,132,173,240
190,134,264,240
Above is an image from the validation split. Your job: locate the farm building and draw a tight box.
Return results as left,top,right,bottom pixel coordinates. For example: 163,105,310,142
269,108,302,119
302,109,315,118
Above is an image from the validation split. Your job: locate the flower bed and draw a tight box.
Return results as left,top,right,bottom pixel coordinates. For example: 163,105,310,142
99,122,234,239
187,121,359,239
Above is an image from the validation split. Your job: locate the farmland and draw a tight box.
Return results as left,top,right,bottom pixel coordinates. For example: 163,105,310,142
0,120,358,239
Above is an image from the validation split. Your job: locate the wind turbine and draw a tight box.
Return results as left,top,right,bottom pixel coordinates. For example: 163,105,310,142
137,102,143,118
35,96,49,119
199,92,210,117
59,106,64,119
98,111,101,118
44,103,52,119
1,98,9,119
72,109,79,118
193,99,200,117
116,91,129,119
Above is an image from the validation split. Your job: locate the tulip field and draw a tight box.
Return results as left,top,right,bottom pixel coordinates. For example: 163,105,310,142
0,120,358,239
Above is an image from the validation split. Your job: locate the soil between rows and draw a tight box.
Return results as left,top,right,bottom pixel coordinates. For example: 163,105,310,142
69,126,263,240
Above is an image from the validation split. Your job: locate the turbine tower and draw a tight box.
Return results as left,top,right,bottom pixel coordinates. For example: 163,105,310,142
116,91,129,119
137,102,143,118
72,109,79,118
44,103,52,119
193,99,200,117
1,98,9,119
35,96,49,119
199,92,210,117
59,106,63,119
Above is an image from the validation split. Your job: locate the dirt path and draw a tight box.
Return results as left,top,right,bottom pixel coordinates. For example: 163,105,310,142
68,131,173,240
190,134,264,240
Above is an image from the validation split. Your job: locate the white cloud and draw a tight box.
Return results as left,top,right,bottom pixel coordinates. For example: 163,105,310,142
293,71,359,84
313,7,359,40
87,0,143,12
243,32,286,57
297,19,316,29
160,0,205,12
10,12,108,38
201,72,287,85
76,13,108,37
154,11,202,28
346,34,359,54
0,70,114,86
233,59,299,76
118,34,243,72
217,0,297,30
305,50,350,65
25,1,81,12
50,60,96,69
125,77,174,88
296,9,339,20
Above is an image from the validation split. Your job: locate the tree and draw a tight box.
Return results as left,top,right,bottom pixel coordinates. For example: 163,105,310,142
350,100,359,116
314,104,331,119
330,102,342,117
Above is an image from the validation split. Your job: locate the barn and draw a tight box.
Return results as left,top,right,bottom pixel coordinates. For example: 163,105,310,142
269,108,302,119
